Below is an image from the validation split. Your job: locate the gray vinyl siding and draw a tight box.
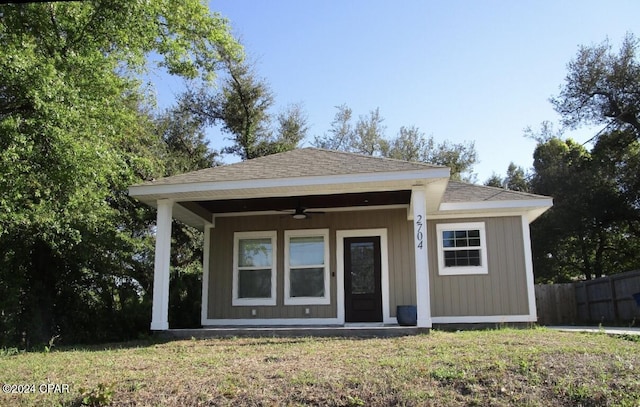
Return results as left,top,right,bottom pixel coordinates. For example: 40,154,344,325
428,216,529,317
208,211,529,321
207,208,416,320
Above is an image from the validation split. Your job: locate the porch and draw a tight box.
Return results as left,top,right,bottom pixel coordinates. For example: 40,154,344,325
128,149,449,332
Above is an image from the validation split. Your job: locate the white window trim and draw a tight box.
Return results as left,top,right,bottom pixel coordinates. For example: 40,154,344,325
284,229,330,305
232,231,277,306
436,222,488,276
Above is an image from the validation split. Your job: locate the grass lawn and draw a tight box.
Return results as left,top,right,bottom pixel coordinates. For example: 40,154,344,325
0,327,638,406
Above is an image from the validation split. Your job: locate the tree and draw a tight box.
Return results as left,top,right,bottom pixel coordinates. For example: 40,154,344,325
156,103,221,174
484,163,530,192
273,103,309,152
314,104,354,151
314,106,478,180
179,56,307,161
314,105,387,155
552,33,640,142
484,174,505,188
426,139,478,182
529,138,591,282
0,1,240,346
385,126,477,181
216,55,276,159
352,108,388,155
384,126,432,162
527,33,640,283
504,163,529,192
529,132,640,282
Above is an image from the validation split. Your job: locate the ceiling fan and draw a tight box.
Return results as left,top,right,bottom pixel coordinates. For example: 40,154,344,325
280,203,325,220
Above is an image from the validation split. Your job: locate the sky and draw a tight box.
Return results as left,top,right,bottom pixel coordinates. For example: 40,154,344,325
151,0,640,182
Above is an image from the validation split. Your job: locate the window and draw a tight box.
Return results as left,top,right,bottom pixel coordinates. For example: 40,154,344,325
284,229,330,305
232,231,277,306
436,222,488,275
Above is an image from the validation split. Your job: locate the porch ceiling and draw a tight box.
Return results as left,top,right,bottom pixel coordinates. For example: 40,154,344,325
133,175,450,229
198,190,412,214
172,190,418,229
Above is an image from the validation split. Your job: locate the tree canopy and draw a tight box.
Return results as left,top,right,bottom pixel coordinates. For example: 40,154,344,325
177,55,308,160
529,132,640,282
0,1,241,346
484,163,530,192
514,34,640,283
552,33,640,141
313,105,478,181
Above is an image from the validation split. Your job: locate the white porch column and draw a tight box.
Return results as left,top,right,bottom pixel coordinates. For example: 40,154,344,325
150,199,173,331
412,187,432,328
200,223,213,326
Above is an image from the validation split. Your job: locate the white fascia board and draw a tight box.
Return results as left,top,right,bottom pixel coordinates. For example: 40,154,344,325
128,168,451,198
438,198,553,213
428,211,536,220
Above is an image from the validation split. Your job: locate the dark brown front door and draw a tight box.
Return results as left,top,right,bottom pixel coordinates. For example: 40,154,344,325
344,236,382,323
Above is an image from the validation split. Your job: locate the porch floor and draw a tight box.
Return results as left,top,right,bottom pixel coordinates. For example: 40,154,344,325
158,325,429,339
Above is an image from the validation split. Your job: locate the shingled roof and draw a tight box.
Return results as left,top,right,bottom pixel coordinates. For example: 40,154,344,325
444,181,546,202
139,147,445,186
129,148,552,227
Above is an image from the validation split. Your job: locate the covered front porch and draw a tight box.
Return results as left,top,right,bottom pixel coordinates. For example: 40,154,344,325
128,149,452,332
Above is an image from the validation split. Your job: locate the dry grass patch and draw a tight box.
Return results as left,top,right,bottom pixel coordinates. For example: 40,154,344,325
0,328,638,406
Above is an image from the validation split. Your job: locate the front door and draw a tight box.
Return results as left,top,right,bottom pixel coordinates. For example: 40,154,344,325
344,236,382,323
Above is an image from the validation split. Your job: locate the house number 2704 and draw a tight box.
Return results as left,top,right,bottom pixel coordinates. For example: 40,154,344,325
416,214,424,250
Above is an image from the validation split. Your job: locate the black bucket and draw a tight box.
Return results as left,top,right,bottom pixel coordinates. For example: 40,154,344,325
397,305,417,326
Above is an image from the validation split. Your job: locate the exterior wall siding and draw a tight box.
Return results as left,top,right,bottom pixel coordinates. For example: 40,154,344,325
207,208,416,320
428,216,529,317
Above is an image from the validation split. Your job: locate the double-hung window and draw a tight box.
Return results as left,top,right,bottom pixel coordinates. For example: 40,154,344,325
284,229,330,305
232,231,277,306
436,222,488,275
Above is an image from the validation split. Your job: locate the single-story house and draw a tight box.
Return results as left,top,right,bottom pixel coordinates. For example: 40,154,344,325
128,148,552,330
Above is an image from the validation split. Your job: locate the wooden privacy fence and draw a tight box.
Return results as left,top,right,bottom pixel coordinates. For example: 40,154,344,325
535,270,640,325
535,283,577,325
